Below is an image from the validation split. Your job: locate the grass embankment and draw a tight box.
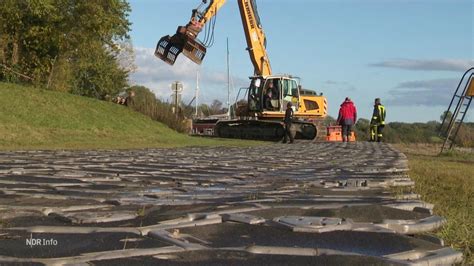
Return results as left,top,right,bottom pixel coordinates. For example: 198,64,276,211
396,144,474,263
0,82,259,150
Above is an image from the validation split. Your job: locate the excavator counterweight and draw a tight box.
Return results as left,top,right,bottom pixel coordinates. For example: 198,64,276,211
155,32,206,65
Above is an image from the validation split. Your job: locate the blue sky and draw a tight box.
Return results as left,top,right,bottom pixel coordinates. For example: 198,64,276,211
128,0,473,122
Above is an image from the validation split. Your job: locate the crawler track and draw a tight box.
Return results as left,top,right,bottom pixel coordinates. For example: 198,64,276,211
215,120,317,140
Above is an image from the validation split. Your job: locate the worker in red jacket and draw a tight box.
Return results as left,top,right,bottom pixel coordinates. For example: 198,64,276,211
337,97,357,142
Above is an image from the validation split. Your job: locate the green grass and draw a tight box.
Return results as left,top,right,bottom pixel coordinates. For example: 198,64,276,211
396,144,474,264
0,82,261,150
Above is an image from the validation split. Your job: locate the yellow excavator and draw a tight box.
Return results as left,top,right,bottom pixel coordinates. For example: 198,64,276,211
155,0,327,140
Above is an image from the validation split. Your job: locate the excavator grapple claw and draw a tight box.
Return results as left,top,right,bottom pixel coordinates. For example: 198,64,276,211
155,35,180,65
155,33,206,65
181,37,207,65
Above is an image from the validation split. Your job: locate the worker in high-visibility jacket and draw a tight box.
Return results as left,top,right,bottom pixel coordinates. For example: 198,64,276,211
370,98,386,142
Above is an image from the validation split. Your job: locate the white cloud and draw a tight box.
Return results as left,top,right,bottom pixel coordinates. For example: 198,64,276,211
370,59,474,72
130,47,247,103
324,80,348,85
387,78,458,106
323,80,357,92
394,79,458,90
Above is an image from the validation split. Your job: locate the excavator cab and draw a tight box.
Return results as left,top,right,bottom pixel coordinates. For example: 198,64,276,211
248,77,264,112
248,76,300,114
155,28,207,65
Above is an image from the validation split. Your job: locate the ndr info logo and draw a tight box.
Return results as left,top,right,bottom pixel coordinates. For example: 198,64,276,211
26,235,58,247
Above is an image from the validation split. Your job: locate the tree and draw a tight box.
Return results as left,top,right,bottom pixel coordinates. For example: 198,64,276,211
71,47,129,99
198,104,212,117
0,0,132,98
0,0,58,83
210,100,224,115
439,110,454,133
354,118,370,141
125,85,189,133
127,85,158,115
440,111,453,123
355,118,370,132
323,115,336,126
116,39,137,76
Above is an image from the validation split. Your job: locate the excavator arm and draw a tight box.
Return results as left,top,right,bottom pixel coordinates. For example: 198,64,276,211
155,0,272,76
237,0,271,76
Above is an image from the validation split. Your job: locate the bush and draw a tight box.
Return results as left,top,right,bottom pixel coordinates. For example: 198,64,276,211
127,86,188,133
353,120,474,148
354,118,370,140
455,125,474,147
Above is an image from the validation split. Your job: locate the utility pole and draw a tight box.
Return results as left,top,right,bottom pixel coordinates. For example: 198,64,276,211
226,38,231,118
195,71,199,117
171,81,183,117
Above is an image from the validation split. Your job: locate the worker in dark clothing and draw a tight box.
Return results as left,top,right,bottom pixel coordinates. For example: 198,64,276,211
268,82,279,100
370,98,386,142
263,90,274,110
337,97,357,142
283,102,294,144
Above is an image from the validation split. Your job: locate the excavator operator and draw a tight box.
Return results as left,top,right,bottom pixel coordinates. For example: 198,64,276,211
264,90,275,110
268,82,279,100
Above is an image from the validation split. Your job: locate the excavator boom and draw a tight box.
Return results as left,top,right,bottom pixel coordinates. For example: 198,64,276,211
238,0,272,76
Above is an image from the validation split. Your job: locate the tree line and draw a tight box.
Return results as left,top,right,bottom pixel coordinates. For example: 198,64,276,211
353,117,474,147
325,112,473,147
0,0,132,98
126,86,230,133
